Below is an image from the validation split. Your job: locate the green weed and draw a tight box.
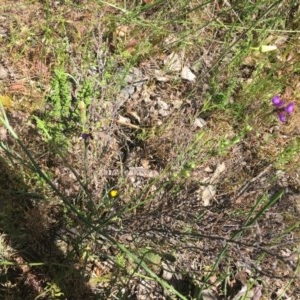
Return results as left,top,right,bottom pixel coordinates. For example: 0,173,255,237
275,137,300,169
34,68,93,151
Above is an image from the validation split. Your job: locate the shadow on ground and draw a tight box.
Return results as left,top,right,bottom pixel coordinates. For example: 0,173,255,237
0,156,96,299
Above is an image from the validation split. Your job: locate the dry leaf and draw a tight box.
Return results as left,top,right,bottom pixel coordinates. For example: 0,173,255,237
0,127,7,140
210,162,226,184
127,167,159,178
181,66,196,81
232,285,251,300
116,25,129,37
259,45,277,52
117,115,140,129
125,38,139,50
252,285,262,300
202,185,216,206
164,52,182,72
157,98,169,110
118,114,131,124
194,117,207,128
154,69,169,82
161,261,175,281
0,65,8,80
141,159,150,169
127,110,141,123
204,166,214,173
201,289,219,300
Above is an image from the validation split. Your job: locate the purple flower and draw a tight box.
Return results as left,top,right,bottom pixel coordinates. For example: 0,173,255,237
278,111,286,122
272,95,284,107
285,102,295,114
81,132,93,141
271,96,295,122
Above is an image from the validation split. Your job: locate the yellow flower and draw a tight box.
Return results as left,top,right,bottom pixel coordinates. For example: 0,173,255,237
0,95,12,108
109,190,118,198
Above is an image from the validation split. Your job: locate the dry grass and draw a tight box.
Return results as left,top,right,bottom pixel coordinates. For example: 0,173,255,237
1,0,300,299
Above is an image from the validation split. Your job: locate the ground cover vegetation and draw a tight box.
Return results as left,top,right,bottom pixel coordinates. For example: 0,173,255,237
1,0,300,299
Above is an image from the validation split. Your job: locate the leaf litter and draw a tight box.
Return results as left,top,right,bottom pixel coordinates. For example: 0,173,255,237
0,1,300,299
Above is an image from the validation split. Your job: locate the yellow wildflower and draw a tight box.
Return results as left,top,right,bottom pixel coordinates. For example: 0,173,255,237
109,190,118,198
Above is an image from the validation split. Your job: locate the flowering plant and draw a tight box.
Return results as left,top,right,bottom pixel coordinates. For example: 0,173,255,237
271,95,295,122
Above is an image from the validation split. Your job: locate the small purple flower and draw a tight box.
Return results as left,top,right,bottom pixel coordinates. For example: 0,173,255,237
81,132,93,141
278,111,286,122
272,95,284,107
271,95,295,122
285,102,295,114
81,133,89,140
